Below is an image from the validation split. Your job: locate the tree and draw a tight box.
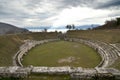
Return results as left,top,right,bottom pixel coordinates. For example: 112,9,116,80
66,25,70,30
66,24,75,30
116,17,120,25
66,25,69,29
87,28,91,30
44,28,47,32
72,24,75,30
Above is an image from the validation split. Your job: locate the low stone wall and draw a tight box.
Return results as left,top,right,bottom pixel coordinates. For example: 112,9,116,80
0,66,31,78
0,66,120,79
13,39,59,67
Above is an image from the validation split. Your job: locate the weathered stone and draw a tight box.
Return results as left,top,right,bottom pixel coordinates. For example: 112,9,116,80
10,38,120,79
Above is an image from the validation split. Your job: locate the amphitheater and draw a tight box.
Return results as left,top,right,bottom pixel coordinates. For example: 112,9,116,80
0,37,120,79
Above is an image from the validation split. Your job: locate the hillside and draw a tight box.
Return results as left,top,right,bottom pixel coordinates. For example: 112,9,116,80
0,22,29,34
93,17,120,30
67,29,120,43
0,32,58,66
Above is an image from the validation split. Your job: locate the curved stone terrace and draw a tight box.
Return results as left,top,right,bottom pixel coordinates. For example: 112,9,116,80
8,38,120,79
66,38,120,68
13,38,120,68
13,38,59,67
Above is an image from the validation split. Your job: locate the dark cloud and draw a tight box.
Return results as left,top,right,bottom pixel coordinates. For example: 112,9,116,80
0,0,28,18
58,0,120,9
24,0,42,9
60,0,93,7
95,0,120,9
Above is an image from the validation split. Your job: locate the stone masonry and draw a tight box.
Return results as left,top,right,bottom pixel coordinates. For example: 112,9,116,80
0,38,120,79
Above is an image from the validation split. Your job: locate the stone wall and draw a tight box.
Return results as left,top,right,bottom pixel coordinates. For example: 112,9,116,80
0,66,120,79
0,66,30,78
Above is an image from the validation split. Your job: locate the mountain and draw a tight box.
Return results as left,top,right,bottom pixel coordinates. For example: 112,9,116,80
0,22,29,34
76,24,100,30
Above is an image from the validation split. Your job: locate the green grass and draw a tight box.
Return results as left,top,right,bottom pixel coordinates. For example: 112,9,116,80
22,41,101,68
0,32,58,66
0,35,22,66
67,29,120,43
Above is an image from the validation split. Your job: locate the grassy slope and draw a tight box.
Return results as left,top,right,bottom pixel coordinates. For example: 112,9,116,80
0,32,58,66
22,41,101,68
67,29,120,43
0,35,22,66
67,29,120,70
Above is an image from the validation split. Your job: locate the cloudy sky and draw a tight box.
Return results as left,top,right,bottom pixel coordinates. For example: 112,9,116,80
0,0,120,31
